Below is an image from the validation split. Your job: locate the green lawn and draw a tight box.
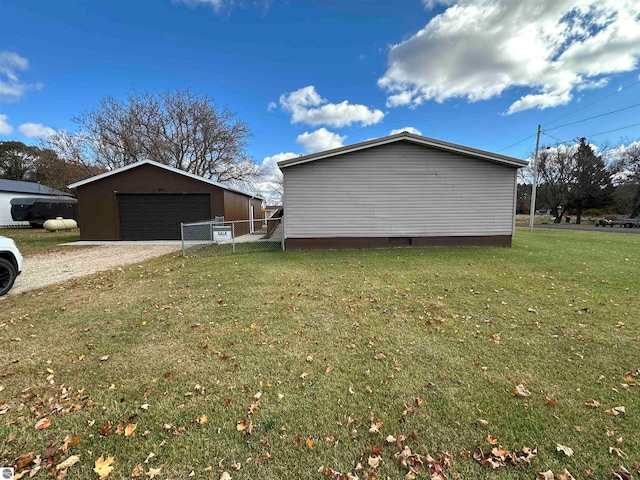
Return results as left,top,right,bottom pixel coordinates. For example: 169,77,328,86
1,229,638,479
1,228,80,255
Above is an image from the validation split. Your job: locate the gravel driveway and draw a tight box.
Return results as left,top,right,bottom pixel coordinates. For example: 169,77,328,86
7,244,180,296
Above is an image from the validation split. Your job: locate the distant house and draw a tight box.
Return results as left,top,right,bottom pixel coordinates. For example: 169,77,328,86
68,160,263,241
0,179,73,227
278,132,528,249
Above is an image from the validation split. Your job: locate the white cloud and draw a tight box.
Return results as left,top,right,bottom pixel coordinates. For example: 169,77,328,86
0,51,39,102
279,86,384,127
296,128,346,152
0,113,13,134
267,101,277,112
174,0,225,11
174,0,272,14
379,0,640,114
19,122,56,138
422,0,456,10
390,126,422,136
255,152,299,203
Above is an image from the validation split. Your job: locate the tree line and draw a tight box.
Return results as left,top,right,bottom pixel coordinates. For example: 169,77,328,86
517,138,640,223
1,88,261,194
0,141,104,193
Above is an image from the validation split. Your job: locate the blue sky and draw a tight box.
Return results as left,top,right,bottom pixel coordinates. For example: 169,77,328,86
2,0,640,192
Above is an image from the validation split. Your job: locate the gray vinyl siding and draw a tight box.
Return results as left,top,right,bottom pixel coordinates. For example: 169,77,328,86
283,142,518,238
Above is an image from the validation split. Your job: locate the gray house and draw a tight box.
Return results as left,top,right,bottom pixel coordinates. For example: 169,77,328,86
278,132,527,249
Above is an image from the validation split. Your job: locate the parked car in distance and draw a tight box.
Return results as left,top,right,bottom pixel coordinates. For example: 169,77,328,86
621,218,640,228
0,236,23,296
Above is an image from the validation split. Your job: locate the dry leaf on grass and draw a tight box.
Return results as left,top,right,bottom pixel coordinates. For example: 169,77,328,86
556,444,574,456
146,467,162,478
56,454,80,470
514,384,531,397
557,469,576,480
220,473,232,480
94,455,115,478
35,418,51,430
124,423,137,437
537,470,554,480
605,406,625,416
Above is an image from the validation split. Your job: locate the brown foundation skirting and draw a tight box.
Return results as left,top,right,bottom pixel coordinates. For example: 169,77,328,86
286,235,512,250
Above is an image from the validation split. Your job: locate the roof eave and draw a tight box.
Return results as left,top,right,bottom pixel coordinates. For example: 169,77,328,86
277,133,527,169
68,160,262,199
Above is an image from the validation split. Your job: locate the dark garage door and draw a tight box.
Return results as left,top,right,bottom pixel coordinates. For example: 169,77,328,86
118,194,211,240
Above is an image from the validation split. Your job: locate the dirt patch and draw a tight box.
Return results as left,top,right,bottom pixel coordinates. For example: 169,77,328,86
7,245,180,296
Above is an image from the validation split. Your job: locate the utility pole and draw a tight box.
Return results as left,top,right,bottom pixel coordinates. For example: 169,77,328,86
529,124,541,231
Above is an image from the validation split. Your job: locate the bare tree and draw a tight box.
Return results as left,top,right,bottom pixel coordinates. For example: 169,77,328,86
48,89,259,185
536,145,575,223
610,141,640,216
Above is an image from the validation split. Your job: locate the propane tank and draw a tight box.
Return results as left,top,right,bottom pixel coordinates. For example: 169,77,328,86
43,217,78,232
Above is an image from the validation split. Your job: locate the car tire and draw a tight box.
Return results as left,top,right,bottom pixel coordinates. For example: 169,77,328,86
0,257,17,296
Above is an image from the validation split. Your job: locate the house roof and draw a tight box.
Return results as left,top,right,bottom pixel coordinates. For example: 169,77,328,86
68,159,262,199
277,132,528,169
0,178,72,197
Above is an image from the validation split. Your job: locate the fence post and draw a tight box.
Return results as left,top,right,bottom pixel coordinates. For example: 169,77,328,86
281,216,285,251
232,222,235,254
181,223,185,257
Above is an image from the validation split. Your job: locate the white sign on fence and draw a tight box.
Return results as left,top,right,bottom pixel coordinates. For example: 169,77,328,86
212,226,232,242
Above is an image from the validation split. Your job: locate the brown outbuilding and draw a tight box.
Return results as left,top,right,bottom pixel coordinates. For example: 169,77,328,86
68,160,262,241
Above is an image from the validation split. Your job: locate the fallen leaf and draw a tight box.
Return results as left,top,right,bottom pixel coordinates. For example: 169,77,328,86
609,447,628,458
93,455,115,478
545,396,557,406
557,469,575,480
146,467,162,478
537,470,554,480
605,406,625,416
486,434,499,445
56,455,80,471
613,466,632,480
386,435,396,443
131,464,143,477
220,473,232,480
514,384,531,397
556,444,574,457
368,421,383,434
99,355,110,361
306,438,314,450
124,423,137,437
368,456,382,469
35,418,51,430
585,399,600,408
12,452,36,470
197,414,208,424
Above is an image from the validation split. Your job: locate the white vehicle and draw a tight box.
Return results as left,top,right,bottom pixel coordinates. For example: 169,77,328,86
0,236,23,296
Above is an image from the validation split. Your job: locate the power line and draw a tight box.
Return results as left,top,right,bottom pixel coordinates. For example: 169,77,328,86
545,102,640,132
585,122,640,139
543,78,640,127
497,132,538,153
541,121,640,146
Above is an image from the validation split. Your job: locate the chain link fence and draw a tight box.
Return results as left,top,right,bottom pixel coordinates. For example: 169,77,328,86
181,217,284,256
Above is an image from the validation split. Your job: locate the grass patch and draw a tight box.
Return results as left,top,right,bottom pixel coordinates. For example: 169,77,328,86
0,228,638,479
1,228,80,255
